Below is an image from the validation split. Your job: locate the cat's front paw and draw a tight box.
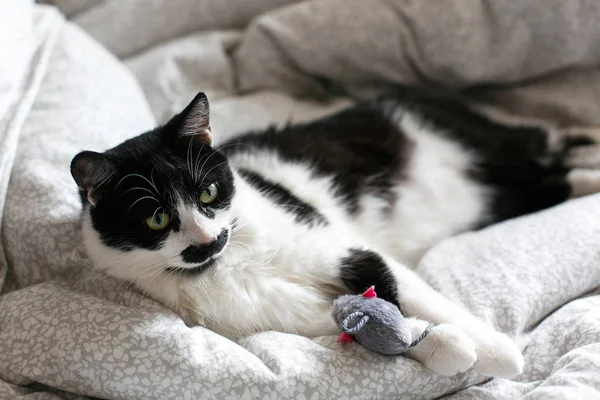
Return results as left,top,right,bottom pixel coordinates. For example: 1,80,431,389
409,324,477,376
471,330,524,378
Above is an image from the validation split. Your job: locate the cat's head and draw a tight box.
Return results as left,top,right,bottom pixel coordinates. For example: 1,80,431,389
71,93,236,283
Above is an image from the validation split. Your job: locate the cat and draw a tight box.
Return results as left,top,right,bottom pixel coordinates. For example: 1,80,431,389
70,86,600,377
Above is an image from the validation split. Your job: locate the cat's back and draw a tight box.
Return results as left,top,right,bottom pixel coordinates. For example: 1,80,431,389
219,93,487,264
219,99,411,215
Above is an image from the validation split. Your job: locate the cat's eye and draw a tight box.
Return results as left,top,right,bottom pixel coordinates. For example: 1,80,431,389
200,183,218,204
145,212,170,230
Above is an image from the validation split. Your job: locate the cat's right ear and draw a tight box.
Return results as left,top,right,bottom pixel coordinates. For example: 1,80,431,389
176,92,213,145
70,151,116,206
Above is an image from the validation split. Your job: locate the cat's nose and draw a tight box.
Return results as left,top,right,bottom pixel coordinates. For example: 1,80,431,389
185,223,215,245
197,232,216,246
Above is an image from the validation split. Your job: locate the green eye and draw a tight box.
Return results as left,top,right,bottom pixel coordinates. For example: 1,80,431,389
200,183,218,204
145,212,170,230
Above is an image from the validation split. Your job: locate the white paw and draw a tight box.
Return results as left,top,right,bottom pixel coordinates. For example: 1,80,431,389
409,324,477,376
471,330,524,378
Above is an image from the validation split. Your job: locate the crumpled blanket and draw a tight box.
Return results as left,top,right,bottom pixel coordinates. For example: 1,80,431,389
1,1,600,399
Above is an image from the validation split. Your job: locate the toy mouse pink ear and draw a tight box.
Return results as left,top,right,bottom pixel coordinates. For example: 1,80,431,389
337,333,354,343
361,286,377,298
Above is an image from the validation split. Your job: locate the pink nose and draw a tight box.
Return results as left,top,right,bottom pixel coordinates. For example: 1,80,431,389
186,223,214,245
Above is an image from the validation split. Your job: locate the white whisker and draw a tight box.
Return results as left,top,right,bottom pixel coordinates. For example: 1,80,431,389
186,137,194,178
197,152,218,182
229,240,251,251
125,196,160,216
116,174,159,196
193,141,208,181
121,186,160,199
196,142,240,181
150,167,160,194
201,161,230,182
150,206,163,223
95,172,114,189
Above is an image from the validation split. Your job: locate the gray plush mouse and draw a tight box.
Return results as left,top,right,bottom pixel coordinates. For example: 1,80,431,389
332,286,433,355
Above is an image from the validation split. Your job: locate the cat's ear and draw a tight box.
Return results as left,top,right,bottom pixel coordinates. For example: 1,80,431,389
70,151,117,206
178,92,213,145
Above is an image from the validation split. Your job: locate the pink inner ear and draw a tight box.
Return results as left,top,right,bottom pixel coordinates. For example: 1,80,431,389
337,333,354,343
195,129,213,145
362,286,377,298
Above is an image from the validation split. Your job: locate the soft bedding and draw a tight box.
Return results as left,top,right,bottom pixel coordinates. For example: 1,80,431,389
1,1,600,399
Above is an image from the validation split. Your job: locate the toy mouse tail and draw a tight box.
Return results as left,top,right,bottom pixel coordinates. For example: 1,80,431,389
341,312,370,334
409,323,435,348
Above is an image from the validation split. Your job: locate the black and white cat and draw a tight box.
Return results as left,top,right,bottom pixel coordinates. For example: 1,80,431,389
71,86,600,377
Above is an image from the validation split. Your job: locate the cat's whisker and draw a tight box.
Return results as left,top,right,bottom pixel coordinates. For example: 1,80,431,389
196,142,242,180
229,233,255,239
116,174,160,196
193,141,209,181
141,262,174,280
231,222,252,230
121,186,160,199
228,244,250,254
186,136,195,178
196,152,218,181
95,172,114,189
125,196,160,216
230,224,254,234
215,142,248,153
231,227,253,235
228,240,251,249
150,206,164,223
150,167,160,194
201,161,230,182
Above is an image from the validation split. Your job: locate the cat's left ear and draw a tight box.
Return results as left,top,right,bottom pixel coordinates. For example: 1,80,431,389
70,151,117,206
177,92,213,145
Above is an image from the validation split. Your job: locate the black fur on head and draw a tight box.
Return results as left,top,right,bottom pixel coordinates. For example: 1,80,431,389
70,92,235,251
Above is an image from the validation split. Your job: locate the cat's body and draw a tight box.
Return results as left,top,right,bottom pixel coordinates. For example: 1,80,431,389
72,86,600,377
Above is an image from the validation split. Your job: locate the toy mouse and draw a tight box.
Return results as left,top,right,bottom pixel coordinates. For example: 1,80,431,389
332,286,433,355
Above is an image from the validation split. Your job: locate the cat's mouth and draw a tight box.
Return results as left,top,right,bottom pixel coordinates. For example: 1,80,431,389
167,229,229,275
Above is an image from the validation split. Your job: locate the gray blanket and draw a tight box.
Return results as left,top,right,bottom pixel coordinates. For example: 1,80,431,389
1,1,600,399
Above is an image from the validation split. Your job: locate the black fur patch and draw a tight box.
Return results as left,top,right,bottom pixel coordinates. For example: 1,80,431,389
180,229,229,264
339,249,400,309
562,135,595,148
218,104,413,215
238,168,328,227
384,85,573,223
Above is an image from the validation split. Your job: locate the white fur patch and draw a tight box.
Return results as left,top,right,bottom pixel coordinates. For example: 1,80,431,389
177,199,228,245
172,174,355,337
356,110,488,265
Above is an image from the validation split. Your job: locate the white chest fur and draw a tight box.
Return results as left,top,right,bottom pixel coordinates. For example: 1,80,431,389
174,177,357,338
